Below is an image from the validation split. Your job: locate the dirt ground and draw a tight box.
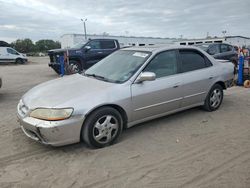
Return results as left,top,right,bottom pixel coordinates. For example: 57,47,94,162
0,57,249,188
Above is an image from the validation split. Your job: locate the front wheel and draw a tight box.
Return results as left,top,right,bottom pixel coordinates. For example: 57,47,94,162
203,84,223,111
15,58,24,64
82,107,123,148
67,60,82,74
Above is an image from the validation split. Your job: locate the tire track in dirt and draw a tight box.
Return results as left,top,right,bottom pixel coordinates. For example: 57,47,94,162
83,127,249,188
180,150,250,188
0,148,52,168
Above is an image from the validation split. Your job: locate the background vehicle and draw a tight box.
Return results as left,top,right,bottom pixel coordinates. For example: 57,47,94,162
0,77,2,88
18,46,234,148
0,47,28,64
195,43,238,65
48,39,120,74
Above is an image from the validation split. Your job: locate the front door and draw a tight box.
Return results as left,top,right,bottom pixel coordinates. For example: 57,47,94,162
131,50,183,122
84,40,104,68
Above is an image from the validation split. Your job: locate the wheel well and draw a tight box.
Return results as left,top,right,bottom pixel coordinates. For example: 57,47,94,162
80,105,128,141
87,105,128,126
215,81,226,90
16,58,22,61
69,58,82,67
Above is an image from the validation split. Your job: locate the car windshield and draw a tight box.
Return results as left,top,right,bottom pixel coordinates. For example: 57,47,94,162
84,50,151,83
72,41,88,49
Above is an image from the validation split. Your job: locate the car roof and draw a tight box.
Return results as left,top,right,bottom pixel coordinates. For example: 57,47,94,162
89,38,118,41
121,45,202,53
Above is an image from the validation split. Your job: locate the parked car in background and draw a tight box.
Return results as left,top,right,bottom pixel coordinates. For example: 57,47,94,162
195,43,238,66
18,45,234,148
0,47,28,64
0,77,2,88
48,39,120,74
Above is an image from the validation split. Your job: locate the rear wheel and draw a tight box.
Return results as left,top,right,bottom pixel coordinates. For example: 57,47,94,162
203,84,223,111
82,107,123,148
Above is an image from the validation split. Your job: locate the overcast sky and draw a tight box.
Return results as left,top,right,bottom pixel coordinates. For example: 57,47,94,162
0,0,250,43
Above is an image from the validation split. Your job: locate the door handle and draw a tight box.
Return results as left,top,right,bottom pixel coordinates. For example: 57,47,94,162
209,76,214,80
98,52,103,54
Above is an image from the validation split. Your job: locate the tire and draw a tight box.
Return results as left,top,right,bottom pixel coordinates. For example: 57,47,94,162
203,84,224,111
16,58,24,64
68,60,82,74
82,107,123,148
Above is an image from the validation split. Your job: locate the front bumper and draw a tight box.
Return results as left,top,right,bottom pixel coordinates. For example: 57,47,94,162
48,62,61,74
17,108,84,146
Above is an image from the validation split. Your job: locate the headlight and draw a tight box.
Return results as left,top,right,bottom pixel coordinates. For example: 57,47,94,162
30,108,73,121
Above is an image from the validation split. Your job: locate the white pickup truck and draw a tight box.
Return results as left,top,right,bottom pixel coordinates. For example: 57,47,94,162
0,47,27,64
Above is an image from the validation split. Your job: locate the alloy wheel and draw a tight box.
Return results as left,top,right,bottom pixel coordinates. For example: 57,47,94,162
93,115,119,144
210,89,222,108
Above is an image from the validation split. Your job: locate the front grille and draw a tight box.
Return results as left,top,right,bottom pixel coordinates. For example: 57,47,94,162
49,55,54,62
49,53,62,64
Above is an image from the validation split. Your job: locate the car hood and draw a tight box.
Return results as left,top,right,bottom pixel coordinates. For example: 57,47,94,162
22,74,115,109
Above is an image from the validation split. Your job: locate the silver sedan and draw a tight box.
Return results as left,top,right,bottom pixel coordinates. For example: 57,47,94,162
17,46,234,148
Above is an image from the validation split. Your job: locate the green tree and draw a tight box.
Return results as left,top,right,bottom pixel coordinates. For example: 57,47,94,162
35,40,61,52
11,38,35,53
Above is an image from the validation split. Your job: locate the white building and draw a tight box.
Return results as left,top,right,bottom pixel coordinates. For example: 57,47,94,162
174,36,250,47
60,34,250,49
224,36,250,47
60,34,175,49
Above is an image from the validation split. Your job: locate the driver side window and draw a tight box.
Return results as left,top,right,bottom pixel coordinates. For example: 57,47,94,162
7,48,19,55
88,41,101,49
143,50,178,78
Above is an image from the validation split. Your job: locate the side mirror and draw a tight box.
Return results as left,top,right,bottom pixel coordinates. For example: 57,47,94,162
136,72,156,83
84,46,91,52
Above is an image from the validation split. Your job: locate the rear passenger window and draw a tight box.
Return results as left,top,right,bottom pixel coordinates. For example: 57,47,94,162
221,44,229,53
100,41,116,49
179,50,207,72
228,45,233,51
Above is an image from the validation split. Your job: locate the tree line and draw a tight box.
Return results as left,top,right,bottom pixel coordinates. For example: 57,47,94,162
0,38,61,54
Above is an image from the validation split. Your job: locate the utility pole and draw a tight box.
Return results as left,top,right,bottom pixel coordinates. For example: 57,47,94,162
222,30,227,37
81,18,87,40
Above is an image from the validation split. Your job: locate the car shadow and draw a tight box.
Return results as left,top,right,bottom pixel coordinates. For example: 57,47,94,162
51,107,206,152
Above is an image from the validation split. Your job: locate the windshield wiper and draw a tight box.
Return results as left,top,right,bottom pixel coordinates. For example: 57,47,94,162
84,73,121,83
84,73,107,81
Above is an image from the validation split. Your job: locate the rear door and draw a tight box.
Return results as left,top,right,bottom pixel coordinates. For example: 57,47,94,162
84,40,117,68
131,50,183,122
0,48,7,62
100,40,117,58
178,49,215,107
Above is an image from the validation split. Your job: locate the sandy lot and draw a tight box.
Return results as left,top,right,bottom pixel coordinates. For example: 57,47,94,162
0,57,249,188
